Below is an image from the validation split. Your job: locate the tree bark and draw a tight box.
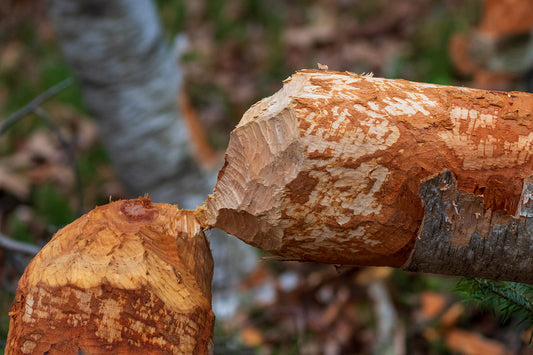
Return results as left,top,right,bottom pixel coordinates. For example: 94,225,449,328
196,69,533,283
6,197,214,354
47,0,209,207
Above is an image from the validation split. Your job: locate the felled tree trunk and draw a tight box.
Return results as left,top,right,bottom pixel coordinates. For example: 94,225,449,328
196,69,533,284
6,197,214,354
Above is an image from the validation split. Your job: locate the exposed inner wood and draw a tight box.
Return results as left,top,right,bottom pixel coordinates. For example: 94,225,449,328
7,197,214,354
196,69,533,269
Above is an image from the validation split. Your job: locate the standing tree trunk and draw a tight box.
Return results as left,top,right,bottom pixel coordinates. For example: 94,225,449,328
196,69,533,283
47,0,208,207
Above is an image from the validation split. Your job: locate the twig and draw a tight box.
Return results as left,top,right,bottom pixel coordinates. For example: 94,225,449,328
0,78,84,216
0,232,41,255
0,77,73,135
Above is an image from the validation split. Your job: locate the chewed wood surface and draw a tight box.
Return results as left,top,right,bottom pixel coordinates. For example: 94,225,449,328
198,70,533,268
7,197,214,354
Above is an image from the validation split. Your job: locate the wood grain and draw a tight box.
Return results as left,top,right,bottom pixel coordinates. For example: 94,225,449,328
7,197,214,354
196,70,533,278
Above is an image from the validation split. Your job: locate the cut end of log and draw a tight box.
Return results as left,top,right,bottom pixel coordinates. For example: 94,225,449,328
200,69,533,269
7,197,214,354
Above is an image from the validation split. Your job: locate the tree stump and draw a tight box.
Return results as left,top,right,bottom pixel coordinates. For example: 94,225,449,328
6,197,214,354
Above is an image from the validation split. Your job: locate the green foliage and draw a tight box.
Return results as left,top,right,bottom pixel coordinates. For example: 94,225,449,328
390,1,481,84
0,290,15,345
155,0,187,35
77,145,111,185
33,183,75,230
456,278,533,342
392,271,457,310
41,63,86,111
7,215,34,244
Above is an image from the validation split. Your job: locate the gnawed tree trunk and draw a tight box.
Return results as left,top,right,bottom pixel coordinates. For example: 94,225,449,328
9,70,533,353
195,69,533,283
6,197,214,354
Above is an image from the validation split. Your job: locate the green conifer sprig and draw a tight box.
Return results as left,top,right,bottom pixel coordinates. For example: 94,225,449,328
455,278,533,343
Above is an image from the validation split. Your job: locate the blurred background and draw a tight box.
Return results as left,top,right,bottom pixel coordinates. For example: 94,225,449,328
2,0,533,354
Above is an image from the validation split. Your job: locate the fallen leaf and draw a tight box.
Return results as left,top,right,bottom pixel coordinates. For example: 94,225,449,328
445,329,512,355
240,326,264,347
420,292,447,319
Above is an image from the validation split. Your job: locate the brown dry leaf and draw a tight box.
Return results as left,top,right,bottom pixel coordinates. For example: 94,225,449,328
420,292,448,319
449,34,479,75
320,286,350,326
239,326,264,347
355,267,393,285
29,163,73,187
74,119,100,151
178,90,222,170
471,71,516,91
0,166,30,199
0,42,23,71
239,263,269,290
440,303,464,329
341,40,404,72
285,24,336,48
423,327,440,342
0,127,78,198
521,327,533,345
445,329,512,355
24,131,62,163
478,0,533,36
44,103,99,150
284,4,336,48
0,84,6,108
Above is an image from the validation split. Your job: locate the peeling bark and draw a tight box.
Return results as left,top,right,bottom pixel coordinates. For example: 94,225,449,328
196,69,533,283
6,197,214,354
406,170,533,283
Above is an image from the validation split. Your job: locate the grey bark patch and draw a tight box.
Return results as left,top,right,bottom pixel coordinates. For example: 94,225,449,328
47,0,209,206
518,176,533,218
404,170,533,284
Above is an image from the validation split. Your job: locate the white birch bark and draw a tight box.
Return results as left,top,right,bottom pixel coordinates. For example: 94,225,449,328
47,0,206,207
